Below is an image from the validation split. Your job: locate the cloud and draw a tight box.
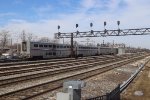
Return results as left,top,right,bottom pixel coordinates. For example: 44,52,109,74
1,0,150,31
33,4,53,17
0,0,150,48
0,12,16,18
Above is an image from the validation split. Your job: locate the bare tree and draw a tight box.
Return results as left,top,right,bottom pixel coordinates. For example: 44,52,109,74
19,30,36,42
20,30,26,42
51,38,60,43
27,33,33,42
38,37,60,43
0,30,10,53
38,37,51,42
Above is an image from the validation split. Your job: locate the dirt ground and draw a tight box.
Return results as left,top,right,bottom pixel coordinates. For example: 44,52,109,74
121,61,150,100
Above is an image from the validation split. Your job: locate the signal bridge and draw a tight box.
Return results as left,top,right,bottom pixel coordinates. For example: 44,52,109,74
55,28,150,38
54,22,150,57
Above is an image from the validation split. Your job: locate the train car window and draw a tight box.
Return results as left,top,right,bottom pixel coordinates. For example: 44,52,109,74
22,42,27,51
53,45,56,48
60,45,63,48
49,45,52,47
44,45,47,47
39,45,43,47
34,44,38,47
67,46,69,48
49,52,52,55
53,52,56,55
57,46,59,48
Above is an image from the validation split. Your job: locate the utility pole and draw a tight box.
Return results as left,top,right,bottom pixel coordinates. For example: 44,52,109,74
117,21,120,35
17,39,19,54
71,33,74,58
104,21,107,34
10,38,13,57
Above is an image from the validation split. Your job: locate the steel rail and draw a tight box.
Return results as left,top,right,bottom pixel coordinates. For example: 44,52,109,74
0,54,148,100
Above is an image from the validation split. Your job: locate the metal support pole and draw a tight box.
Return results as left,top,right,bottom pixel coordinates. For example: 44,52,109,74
63,38,64,44
71,33,74,58
10,38,13,57
16,39,19,53
117,21,120,35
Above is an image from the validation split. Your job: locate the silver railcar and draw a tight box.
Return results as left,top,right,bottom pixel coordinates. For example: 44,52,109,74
97,47,118,55
21,41,98,59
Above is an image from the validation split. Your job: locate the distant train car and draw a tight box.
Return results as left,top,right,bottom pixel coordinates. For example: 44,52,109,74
76,45,98,57
21,41,71,59
21,41,123,59
21,41,98,59
98,46,118,55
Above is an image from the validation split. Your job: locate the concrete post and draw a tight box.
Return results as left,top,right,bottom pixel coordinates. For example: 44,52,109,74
57,80,86,100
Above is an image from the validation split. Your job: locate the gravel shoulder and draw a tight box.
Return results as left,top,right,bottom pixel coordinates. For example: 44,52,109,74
121,61,150,100
82,63,139,99
32,58,148,100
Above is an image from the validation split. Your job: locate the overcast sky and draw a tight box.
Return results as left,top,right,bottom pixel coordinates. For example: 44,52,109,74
0,0,150,48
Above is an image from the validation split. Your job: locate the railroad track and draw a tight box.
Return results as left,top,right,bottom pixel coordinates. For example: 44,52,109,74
0,55,111,67
0,54,144,86
0,55,128,86
0,54,137,79
0,54,133,77
0,59,118,87
0,57,76,66
0,54,136,71
0,56,116,76
0,53,149,100
0,56,113,70
0,54,135,67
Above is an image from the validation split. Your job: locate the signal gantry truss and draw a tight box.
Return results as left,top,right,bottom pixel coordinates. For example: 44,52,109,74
54,28,150,38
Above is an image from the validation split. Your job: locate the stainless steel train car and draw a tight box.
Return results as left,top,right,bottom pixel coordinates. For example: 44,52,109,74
76,45,98,57
97,47,118,55
21,41,99,59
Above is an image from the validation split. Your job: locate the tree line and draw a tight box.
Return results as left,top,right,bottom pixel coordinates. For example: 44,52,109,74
0,30,59,54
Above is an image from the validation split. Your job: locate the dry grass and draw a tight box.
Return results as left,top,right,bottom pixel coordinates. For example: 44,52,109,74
121,62,150,100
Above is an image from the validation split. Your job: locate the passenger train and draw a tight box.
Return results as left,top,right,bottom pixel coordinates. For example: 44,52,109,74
21,41,118,59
